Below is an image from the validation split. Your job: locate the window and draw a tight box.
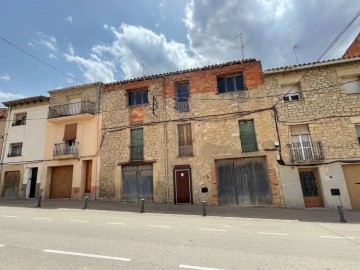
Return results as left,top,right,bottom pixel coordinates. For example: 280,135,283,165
282,83,300,102
130,128,144,160
178,124,193,156
239,120,258,152
9,143,22,157
290,125,313,160
175,82,189,111
13,113,27,126
343,76,360,94
128,90,148,107
217,74,244,93
355,125,360,143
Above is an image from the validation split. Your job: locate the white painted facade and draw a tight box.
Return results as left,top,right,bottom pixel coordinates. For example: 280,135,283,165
1,100,49,198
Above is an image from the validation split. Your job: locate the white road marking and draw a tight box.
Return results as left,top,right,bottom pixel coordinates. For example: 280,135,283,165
33,218,52,221
106,222,125,225
320,236,355,240
2,215,18,218
43,249,131,262
198,228,227,232
258,232,289,236
147,225,172,228
68,220,88,223
179,264,227,270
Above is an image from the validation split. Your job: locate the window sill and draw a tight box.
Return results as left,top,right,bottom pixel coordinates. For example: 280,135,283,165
177,155,194,158
128,104,148,108
217,90,246,95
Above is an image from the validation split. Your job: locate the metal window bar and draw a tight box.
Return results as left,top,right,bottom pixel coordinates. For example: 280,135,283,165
240,134,258,152
176,101,189,112
12,119,26,126
288,141,324,161
8,146,22,157
178,140,193,156
53,142,79,156
48,101,95,118
130,145,144,161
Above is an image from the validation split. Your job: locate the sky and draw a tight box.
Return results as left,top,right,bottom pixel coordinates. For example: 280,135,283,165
1,0,360,103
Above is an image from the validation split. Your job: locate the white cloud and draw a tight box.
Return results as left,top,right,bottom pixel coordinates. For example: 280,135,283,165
28,42,34,47
48,53,58,60
64,44,115,83
0,73,10,81
103,24,109,30
65,15,73,23
36,32,58,51
0,91,25,102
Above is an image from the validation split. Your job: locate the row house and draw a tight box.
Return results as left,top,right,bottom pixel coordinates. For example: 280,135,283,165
0,96,49,199
264,56,360,210
41,83,102,200
99,59,284,206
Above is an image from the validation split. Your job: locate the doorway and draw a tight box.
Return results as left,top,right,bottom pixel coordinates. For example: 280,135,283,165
85,160,92,193
50,166,73,198
174,166,192,204
29,167,38,198
298,168,324,207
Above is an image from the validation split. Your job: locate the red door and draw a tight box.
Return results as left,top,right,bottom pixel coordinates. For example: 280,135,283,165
175,169,191,204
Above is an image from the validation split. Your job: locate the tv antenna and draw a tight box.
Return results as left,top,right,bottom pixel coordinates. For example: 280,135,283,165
293,44,301,64
233,33,252,60
131,50,148,77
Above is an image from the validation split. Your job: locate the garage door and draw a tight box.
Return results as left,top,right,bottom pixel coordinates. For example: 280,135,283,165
216,157,271,206
50,166,73,198
122,165,153,202
3,171,20,197
342,164,360,210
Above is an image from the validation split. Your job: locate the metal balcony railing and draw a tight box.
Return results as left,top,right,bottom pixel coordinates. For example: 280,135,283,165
48,101,95,119
240,134,258,152
176,101,189,112
178,140,193,156
130,145,144,161
287,141,324,161
53,142,79,156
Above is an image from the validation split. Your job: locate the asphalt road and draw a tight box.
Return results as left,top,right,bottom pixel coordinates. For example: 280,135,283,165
0,206,359,270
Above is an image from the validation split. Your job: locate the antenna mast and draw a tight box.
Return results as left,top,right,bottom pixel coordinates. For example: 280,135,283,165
293,45,301,64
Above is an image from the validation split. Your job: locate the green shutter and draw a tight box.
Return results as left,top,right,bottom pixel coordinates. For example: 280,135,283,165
239,120,258,152
131,128,144,160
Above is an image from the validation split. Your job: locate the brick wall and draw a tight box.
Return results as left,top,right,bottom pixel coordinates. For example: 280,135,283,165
343,33,360,58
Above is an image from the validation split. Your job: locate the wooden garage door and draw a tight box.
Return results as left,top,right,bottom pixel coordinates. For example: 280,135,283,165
216,157,271,206
50,166,73,199
122,165,153,202
342,165,360,210
3,171,20,197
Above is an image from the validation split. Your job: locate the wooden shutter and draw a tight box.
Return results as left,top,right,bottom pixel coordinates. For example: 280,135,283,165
131,128,143,147
178,124,192,144
185,124,192,144
63,123,77,141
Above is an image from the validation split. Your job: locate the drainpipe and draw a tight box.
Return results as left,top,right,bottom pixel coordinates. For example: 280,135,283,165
0,107,11,192
162,76,169,204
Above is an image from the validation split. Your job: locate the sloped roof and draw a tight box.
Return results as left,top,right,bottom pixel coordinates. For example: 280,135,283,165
48,82,102,93
2,95,49,107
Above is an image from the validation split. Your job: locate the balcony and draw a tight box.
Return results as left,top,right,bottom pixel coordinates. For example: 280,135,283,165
48,101,95,121
176,101,189,112
53,142,79,159
130,145,144,161
178,141,193,156
287,141,324,161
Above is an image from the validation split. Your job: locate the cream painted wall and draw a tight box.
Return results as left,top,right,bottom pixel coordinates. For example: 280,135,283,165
3,103,48,163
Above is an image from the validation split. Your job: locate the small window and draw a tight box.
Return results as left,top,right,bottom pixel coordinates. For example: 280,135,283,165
13,113,27,126
355,125,360,143
178,123,193,156
128,90,148,107
343,76,360,94
9,143,22,157
282,84,300,102
130,128,144,160
217,75,244,93
176,82,189,112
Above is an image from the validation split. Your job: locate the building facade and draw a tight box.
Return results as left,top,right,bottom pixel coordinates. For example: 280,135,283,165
99,60,284,206
41,83,102,200
0,96,49,199
265,57,360,210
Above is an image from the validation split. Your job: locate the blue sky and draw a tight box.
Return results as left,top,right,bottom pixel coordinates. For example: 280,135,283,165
1,0,360,103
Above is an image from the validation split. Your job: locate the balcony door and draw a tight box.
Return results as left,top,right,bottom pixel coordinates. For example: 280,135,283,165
291,134,314,160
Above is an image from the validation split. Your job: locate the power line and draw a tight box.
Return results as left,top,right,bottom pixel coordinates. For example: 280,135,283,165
0,35,83,84
274,8,360,107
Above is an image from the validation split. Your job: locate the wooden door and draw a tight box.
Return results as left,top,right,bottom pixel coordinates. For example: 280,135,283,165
122,165,153,202
299,168,324,207
50,166,73,198
175,169,191,204
342,165,360,210
216,157,271,206
3,171,20,197
239,120,258,152
85,160,92,193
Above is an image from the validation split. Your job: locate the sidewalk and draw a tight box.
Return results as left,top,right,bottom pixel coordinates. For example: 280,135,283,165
1,198,359,224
